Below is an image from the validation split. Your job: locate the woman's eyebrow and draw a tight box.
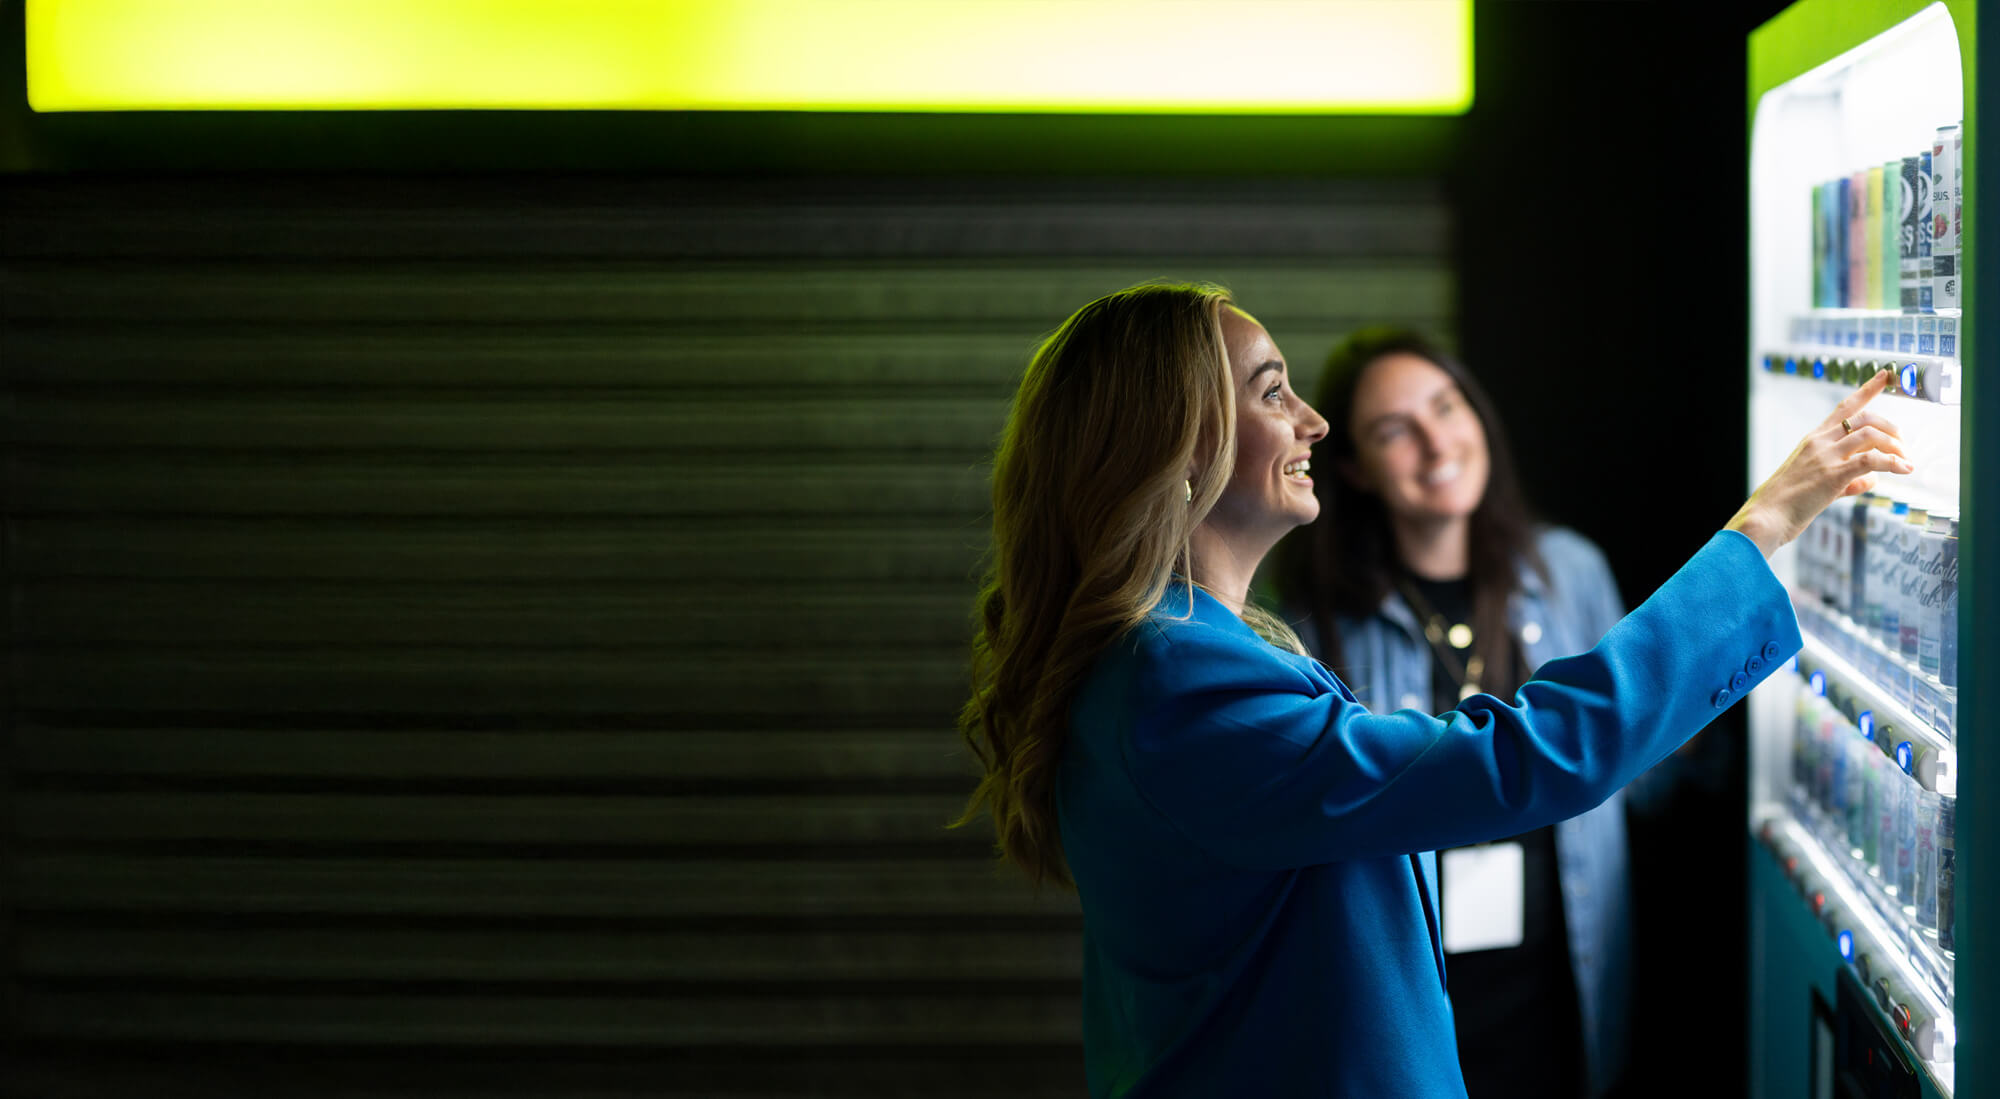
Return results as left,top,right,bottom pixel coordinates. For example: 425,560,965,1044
1245,361,1285,387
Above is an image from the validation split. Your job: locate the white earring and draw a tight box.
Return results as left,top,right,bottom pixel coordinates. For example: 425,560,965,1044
1184,479,1193,504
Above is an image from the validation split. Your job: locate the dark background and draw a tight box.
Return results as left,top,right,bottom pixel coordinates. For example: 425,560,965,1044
2,1,1799,1096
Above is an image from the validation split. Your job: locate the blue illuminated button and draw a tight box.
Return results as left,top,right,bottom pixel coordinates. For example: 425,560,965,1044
1764,353,1777,372
1809,671,1826,697
1900,363,1920,396
1896,742,1913,772
1838,930,1854,961
1813,358,1826,379
1858,710,1874,739
1785,356,1798,374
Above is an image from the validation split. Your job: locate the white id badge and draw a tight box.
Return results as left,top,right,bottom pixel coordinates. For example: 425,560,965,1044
1440,842,1525,954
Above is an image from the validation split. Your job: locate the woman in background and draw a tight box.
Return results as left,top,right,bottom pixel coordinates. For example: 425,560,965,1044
1277,329,1636,1098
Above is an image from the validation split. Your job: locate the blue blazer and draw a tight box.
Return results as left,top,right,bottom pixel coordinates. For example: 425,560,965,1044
1057,530,1799,1097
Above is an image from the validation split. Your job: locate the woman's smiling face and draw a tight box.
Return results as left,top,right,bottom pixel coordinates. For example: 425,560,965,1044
1345,351,1491,524
1204,307,1330,547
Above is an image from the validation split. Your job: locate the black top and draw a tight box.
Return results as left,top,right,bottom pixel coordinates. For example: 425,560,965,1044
1402,571,1586,1099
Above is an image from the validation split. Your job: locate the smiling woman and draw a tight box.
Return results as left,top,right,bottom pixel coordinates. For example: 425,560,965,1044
955,282,1910,1097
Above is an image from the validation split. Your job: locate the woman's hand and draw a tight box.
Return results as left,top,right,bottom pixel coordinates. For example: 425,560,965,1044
1726,368,1913,559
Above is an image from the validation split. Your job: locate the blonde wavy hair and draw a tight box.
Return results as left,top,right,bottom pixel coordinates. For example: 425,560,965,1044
956,282,1304,889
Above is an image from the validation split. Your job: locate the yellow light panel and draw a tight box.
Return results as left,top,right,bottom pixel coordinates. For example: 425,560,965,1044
27,0,1473,114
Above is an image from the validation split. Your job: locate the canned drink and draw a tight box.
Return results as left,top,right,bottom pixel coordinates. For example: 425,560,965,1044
1900,506,1928,660
1828,503,1851,612
1851,733,1874,857
1937,772,1956,951
1874,499,1906,642
1866,164,1887,308
1917,150,1934,312
1895,753,1918,902
1863,495,1891,632
1933,125,1960,309
1919,514,1951,678
1939,518,1958,687
1850,170,1869,309
1916,788,1940,929
1900,156,1923,312
1882,161,1903,310
1838,174,1854,307
1873,749,1899,891
1846,494,1873,622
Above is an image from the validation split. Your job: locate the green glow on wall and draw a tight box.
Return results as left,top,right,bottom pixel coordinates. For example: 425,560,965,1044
27,0,1473,114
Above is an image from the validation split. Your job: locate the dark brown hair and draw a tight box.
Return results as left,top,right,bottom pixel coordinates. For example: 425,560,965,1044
1276,328,1547,696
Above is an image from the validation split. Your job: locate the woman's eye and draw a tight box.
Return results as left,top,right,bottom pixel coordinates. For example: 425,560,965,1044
1264,384,1284,401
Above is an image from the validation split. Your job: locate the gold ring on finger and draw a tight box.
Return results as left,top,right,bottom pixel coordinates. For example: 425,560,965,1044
1840,417,1854,435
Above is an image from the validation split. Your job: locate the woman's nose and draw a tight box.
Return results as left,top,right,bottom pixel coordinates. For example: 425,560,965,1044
1412,417,1444,457
1298,403,1330,444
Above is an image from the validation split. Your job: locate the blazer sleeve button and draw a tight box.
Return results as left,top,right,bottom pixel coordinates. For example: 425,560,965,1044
1762,641,1781,662
1746,654,1766,675
1730,671,1751,693
1712,688,1732,708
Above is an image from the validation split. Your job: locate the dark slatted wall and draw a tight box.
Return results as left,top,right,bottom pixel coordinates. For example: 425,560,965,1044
0,177,1450,1096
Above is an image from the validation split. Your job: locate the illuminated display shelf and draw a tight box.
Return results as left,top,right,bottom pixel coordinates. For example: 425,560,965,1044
1757,810,1955,1092
1794,611,1956,753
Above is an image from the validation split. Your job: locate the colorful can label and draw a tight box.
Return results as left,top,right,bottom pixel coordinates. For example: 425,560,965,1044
1881,161,1903,311
1849,170,1869,309
1933,126,1960,309
1917,150,1934,312
1919,517,1949,677
1866,165,1887,308
1900,157,1923,311
1938,795,1956,950
1939,520,1958,687
1915,789,1940,928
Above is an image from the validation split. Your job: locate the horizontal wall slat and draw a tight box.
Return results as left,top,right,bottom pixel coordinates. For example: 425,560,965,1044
15,652,967,717
0,264,1450,326
8,458,989,517
16,928,1077,982
14,792,973,847
7,520,989,583
0,188,1446,261
16,991,1081,1046
16,585,972,648
11,729,979,783
0,327,1434,389
14,856,1074,917
3,396,1011,453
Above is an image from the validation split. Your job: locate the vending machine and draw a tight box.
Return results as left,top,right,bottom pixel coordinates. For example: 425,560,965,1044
1746,2,1993,1097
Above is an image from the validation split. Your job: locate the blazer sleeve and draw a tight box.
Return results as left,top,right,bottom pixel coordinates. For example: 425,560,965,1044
1120,530,1799,869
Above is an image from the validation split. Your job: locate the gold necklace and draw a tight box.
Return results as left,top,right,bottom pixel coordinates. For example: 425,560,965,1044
1396,577,1484,701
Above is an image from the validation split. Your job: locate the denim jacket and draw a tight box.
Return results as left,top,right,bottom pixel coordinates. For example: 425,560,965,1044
1292,526,1634,1099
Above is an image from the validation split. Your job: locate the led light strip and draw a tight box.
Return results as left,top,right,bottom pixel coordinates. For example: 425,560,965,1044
27,0,1473,114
